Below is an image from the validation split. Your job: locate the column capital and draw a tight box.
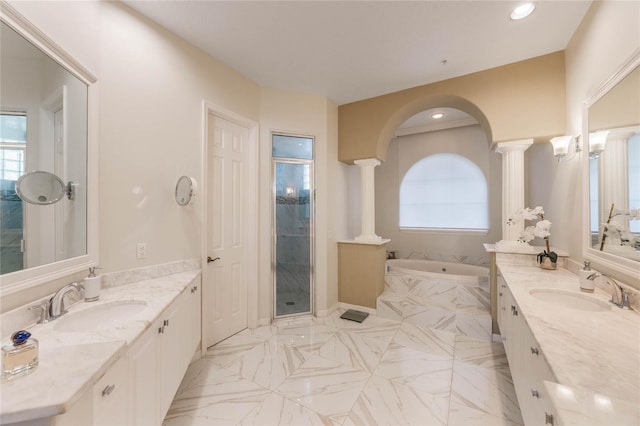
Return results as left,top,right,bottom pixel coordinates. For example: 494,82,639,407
494,139,534,154
354,158,381,168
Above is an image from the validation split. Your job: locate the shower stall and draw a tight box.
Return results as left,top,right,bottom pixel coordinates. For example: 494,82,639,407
272,134,314,317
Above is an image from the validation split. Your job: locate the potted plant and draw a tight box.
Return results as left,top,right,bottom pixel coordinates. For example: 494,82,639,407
513,206,558,269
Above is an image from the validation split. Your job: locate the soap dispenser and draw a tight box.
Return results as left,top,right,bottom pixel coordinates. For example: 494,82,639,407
579,261,594,292
84,267,102,302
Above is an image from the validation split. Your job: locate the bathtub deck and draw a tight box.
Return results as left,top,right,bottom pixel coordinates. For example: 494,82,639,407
377,270,492,341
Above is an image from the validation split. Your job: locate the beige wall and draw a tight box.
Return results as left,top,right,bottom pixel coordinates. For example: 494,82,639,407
376,125,502,259
338,52,566,163
98,2,261,274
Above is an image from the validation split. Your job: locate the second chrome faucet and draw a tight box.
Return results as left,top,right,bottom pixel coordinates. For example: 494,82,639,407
587,273,630,309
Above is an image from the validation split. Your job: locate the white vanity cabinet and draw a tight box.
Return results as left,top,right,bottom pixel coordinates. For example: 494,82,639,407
129,315,162,426
190,282,201,356
129,284,198,425
159,290,192,416
498,268,557,425
93,355,130,426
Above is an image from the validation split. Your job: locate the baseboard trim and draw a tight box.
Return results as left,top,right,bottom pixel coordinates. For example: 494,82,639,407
316,302,339,318
257,317,271,327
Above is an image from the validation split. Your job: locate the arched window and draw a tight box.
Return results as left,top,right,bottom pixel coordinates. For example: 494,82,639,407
399,153,488,230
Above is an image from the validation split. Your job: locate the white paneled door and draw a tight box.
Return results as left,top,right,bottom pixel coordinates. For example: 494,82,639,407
205,113,249,347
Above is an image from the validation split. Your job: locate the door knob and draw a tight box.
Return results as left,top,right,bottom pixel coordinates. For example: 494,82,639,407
207,256,220,263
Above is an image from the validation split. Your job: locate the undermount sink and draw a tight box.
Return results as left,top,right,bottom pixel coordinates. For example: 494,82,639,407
55,300,148,332
529,289,610,312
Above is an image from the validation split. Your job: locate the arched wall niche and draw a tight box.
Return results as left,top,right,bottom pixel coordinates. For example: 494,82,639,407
338,51,566,164
378,95,492,161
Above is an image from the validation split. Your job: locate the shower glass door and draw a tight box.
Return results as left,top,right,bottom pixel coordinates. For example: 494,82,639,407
272,134,314,317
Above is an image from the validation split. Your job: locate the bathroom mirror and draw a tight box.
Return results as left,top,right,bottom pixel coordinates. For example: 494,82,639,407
583,48,640,282
1,3,98,296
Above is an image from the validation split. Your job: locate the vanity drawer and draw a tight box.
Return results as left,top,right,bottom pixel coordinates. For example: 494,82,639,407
93,355,130,426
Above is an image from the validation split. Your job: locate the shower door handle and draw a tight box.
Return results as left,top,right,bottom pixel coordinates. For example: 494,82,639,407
207,256,220,264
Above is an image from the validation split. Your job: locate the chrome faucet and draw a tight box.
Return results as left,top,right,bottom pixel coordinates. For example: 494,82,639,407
49,282,84,319
587,273,630,309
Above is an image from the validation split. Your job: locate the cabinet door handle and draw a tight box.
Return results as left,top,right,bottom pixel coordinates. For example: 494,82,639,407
499,292,503,296
545,412,554,425
531,389,540,398
530,347,539,356
164,319,169,327
102,384,115,397
158,326,163,334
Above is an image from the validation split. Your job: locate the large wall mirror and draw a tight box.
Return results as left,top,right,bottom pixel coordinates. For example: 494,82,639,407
0,3,97,296
584,48,640,283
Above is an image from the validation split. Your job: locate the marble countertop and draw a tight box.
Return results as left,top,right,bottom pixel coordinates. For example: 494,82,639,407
544,381,640,425
0,270,200,424
497,263,640,423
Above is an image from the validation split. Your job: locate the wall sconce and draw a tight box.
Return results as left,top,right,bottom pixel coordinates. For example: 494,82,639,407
550,135,581,162
589,130,609,159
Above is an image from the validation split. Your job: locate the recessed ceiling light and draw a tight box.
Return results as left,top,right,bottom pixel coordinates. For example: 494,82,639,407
510,2,536,20
431,112,444,120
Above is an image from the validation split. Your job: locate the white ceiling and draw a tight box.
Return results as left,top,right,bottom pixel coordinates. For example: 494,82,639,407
123,0,592,106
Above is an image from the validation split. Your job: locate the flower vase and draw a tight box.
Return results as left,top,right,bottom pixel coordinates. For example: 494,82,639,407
539,256,557,270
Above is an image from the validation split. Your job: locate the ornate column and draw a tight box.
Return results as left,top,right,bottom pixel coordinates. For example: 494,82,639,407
495,139,533,250
354,158,382,243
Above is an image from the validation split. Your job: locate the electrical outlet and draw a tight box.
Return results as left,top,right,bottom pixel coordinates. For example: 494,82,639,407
136,242,147,259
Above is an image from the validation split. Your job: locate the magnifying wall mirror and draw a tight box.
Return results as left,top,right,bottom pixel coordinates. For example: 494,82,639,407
175,176,196,206
584,48,640,283
1,3,97,296
15,170,73,205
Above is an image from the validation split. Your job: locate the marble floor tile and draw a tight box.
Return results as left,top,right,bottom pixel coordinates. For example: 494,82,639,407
168,260,523,426
206,333,267,368
163,358,272,426
274,355,370,424
374,343,453,397
456,285,490,308
447,399,524,426
271,322,338,353
376,297,404,322
455,310,492,341
450,360,523,424
226,337,311,390
240,392,338,426
345,375,449,426
392,322,456,359
454,335,511,374
316,327,396,373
